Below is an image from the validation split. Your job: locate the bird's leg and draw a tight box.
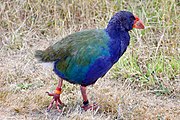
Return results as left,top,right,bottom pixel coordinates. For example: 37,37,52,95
46,78,64,112
80,86,98,111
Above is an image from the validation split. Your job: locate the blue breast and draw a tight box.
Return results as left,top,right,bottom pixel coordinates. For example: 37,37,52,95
82,31,130,86
53,30,130,86
108,31,130,64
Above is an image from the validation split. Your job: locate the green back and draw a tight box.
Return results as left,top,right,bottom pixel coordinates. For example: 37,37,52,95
42,29,110,83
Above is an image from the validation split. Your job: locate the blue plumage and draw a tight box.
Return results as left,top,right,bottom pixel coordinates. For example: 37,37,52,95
35,10,145,112
35,11,143,86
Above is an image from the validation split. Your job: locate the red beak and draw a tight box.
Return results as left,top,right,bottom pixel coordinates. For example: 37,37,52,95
133,16,145,29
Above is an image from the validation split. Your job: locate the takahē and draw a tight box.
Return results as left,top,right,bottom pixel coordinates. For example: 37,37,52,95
35,11,144,112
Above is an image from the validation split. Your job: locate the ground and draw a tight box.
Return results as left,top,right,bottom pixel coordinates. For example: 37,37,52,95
0,78,179,119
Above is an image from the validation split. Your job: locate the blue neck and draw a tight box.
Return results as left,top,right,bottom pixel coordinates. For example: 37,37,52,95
106,22,121,39
105,27,130,64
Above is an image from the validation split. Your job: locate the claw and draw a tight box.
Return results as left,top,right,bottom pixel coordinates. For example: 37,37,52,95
46,91,64,112
46,79,64,112
81,103,99,111
46,91,55,96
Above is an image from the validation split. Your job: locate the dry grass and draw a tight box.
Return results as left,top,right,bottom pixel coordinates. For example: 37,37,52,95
0,0,180,120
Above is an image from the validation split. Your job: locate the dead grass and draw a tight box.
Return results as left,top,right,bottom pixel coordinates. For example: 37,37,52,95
0,0,180,120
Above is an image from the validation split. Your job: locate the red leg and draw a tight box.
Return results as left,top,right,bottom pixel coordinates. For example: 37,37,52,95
80,86,88,102
46,78,64,112
57,78,63,88
80,86,98,111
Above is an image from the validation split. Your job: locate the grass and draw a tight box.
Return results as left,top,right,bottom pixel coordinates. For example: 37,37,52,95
0,0,180,119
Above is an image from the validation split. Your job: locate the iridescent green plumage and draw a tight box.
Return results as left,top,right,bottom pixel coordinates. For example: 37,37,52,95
36,29,109,62
35,29,110,85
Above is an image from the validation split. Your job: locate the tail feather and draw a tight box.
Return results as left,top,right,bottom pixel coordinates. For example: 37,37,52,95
35,50,44,61
35,46,60,62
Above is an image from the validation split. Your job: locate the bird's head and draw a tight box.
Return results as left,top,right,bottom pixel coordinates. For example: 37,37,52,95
107,11,144,32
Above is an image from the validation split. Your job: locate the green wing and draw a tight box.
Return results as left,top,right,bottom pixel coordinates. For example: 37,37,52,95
35,29,110,83
37,29,110,63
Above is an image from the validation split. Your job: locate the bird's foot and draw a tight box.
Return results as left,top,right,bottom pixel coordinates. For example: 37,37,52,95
46,88,64,112
81,102,99,111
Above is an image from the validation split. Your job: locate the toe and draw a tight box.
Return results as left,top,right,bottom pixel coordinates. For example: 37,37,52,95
81,103,99,111
56,101,62,112
46,92,55,96
47,99,55,112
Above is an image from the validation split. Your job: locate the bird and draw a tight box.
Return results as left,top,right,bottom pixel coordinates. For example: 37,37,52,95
35,11,144,112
